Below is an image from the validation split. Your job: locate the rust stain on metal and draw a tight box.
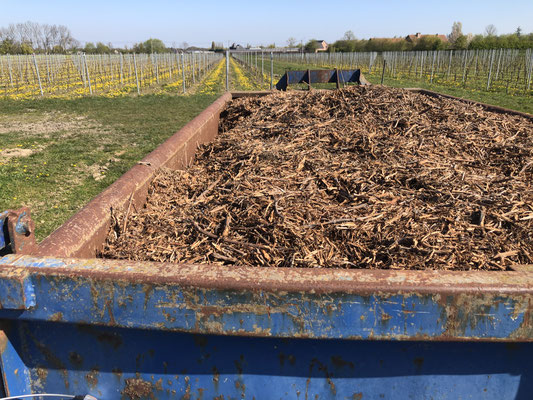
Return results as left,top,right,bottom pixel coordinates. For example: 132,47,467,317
438,293,532,338
182,376,191,400
85,367,99,388
68,351,83,367
36,367,48,382
105,299,116,324
143,284,154,310
279,353,296,367
212,366,220,392
380,312,392,324
352,393,363,400
0,330,7,355
193,335,208,348
235,379,246,398
77,325,123,349
234,355,245,376
13,254,533,299
98,331,123,349
5,207,38,255
327,377,336,395
181,291,304,336
331,355,354,369
510,296,532,339
413,357,424,370
122,377,155,400
4,253,532,341
49,312,63,322
308,358,336,395
30,331,69,389
197,387,205,399
112,367,123,382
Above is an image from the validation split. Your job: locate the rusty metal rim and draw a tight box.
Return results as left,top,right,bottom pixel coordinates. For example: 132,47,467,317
34,92,232,258
2,255,532,295
405,88,533,121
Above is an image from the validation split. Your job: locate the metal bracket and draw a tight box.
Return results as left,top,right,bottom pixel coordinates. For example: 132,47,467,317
0,207,38,255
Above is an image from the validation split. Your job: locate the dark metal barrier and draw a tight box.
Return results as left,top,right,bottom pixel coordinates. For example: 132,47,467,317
275,69,369,90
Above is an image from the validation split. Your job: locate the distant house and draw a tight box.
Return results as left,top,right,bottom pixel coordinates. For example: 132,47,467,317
405,33,448,43
229,43,244,51
314,40,328,52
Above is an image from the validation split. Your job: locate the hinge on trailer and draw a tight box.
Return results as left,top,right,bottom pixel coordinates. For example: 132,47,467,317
0,207,38,256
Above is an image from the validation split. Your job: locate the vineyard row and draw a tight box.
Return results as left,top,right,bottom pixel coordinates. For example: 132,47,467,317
0,52,223,99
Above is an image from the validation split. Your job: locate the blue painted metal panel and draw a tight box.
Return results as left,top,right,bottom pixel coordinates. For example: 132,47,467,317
0,322,32,397
1,320,532,399
0,255,531,398
0,275,35,310
0,270,527,340
0,255,530,340
0,256,36,310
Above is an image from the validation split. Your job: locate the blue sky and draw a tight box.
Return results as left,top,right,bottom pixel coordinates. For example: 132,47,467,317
1,0,532,47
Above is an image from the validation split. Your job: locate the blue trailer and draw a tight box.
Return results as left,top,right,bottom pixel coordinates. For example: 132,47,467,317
0,91,532,400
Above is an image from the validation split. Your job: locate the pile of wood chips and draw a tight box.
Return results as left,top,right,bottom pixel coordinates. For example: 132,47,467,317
101,86,533,270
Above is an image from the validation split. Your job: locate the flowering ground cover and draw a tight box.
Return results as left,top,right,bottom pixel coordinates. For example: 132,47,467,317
0,94,217,239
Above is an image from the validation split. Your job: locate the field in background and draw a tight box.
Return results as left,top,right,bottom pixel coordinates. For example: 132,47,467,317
1,51,532,240
270,49,533,94
0,53,222,98
232,51,533,114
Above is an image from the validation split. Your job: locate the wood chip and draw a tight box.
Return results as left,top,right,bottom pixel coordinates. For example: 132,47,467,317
100,86,533,271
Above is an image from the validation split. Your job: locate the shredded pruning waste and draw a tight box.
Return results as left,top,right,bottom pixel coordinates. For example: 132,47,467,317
101,86,533,270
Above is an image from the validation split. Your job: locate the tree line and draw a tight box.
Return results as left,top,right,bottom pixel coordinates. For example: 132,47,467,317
0,21,78,54
3,20,533,55
0,22,208,55
325,24,533,53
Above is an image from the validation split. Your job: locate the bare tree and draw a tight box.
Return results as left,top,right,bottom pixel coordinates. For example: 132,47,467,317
42,24,54,51
449,21,463,44
57,25,75,50
13,23,30,46
343,30,356,41
180,41,189,50
0,21,78,53
485,24,497,37
286,37,297,47
0,26,14,42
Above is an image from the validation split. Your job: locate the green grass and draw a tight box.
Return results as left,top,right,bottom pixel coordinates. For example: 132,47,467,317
0,94,218,240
